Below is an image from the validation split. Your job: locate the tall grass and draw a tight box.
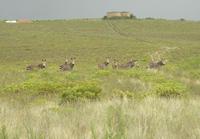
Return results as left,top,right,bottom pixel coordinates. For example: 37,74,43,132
1,97,200,139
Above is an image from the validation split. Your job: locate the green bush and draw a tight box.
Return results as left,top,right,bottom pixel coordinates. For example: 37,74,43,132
61,81,102,103
155,81,187,97
130,14,137,19
103,16,107,20
3,79,102,102
3,80,66,95
180,18,185,21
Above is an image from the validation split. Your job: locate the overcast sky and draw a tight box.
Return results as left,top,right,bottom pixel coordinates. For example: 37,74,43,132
0,0,199,20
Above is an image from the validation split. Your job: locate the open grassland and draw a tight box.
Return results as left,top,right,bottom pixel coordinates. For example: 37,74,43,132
0,19,200,138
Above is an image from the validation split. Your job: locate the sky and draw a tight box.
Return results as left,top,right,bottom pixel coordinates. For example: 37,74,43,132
0,0,199,20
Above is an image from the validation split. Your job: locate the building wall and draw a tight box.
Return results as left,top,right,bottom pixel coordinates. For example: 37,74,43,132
107,12,122,18
5,20,17,23
107,12,131,18
121,12,131,17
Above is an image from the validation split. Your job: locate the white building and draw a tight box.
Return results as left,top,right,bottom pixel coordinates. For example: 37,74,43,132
5,20,17,23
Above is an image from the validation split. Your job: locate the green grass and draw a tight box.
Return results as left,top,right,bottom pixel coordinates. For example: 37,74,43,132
0,19,200,138
0,19,199,96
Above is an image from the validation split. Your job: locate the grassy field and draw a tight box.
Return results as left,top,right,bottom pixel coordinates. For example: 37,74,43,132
1,97,200,139
0,19,200,138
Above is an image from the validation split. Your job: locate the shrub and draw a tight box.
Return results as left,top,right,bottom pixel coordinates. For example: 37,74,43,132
103,16,107,20
130,14,137,19
3,79,102,102
180,18,185,21
61,81,102,103
154,81,187,97
3,80,66,95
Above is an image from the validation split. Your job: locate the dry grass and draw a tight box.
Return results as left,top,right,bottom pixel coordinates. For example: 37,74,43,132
1,97,200,139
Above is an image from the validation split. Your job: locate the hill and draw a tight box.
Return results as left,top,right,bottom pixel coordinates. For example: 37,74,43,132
0,19,200,138
0,19,199,95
